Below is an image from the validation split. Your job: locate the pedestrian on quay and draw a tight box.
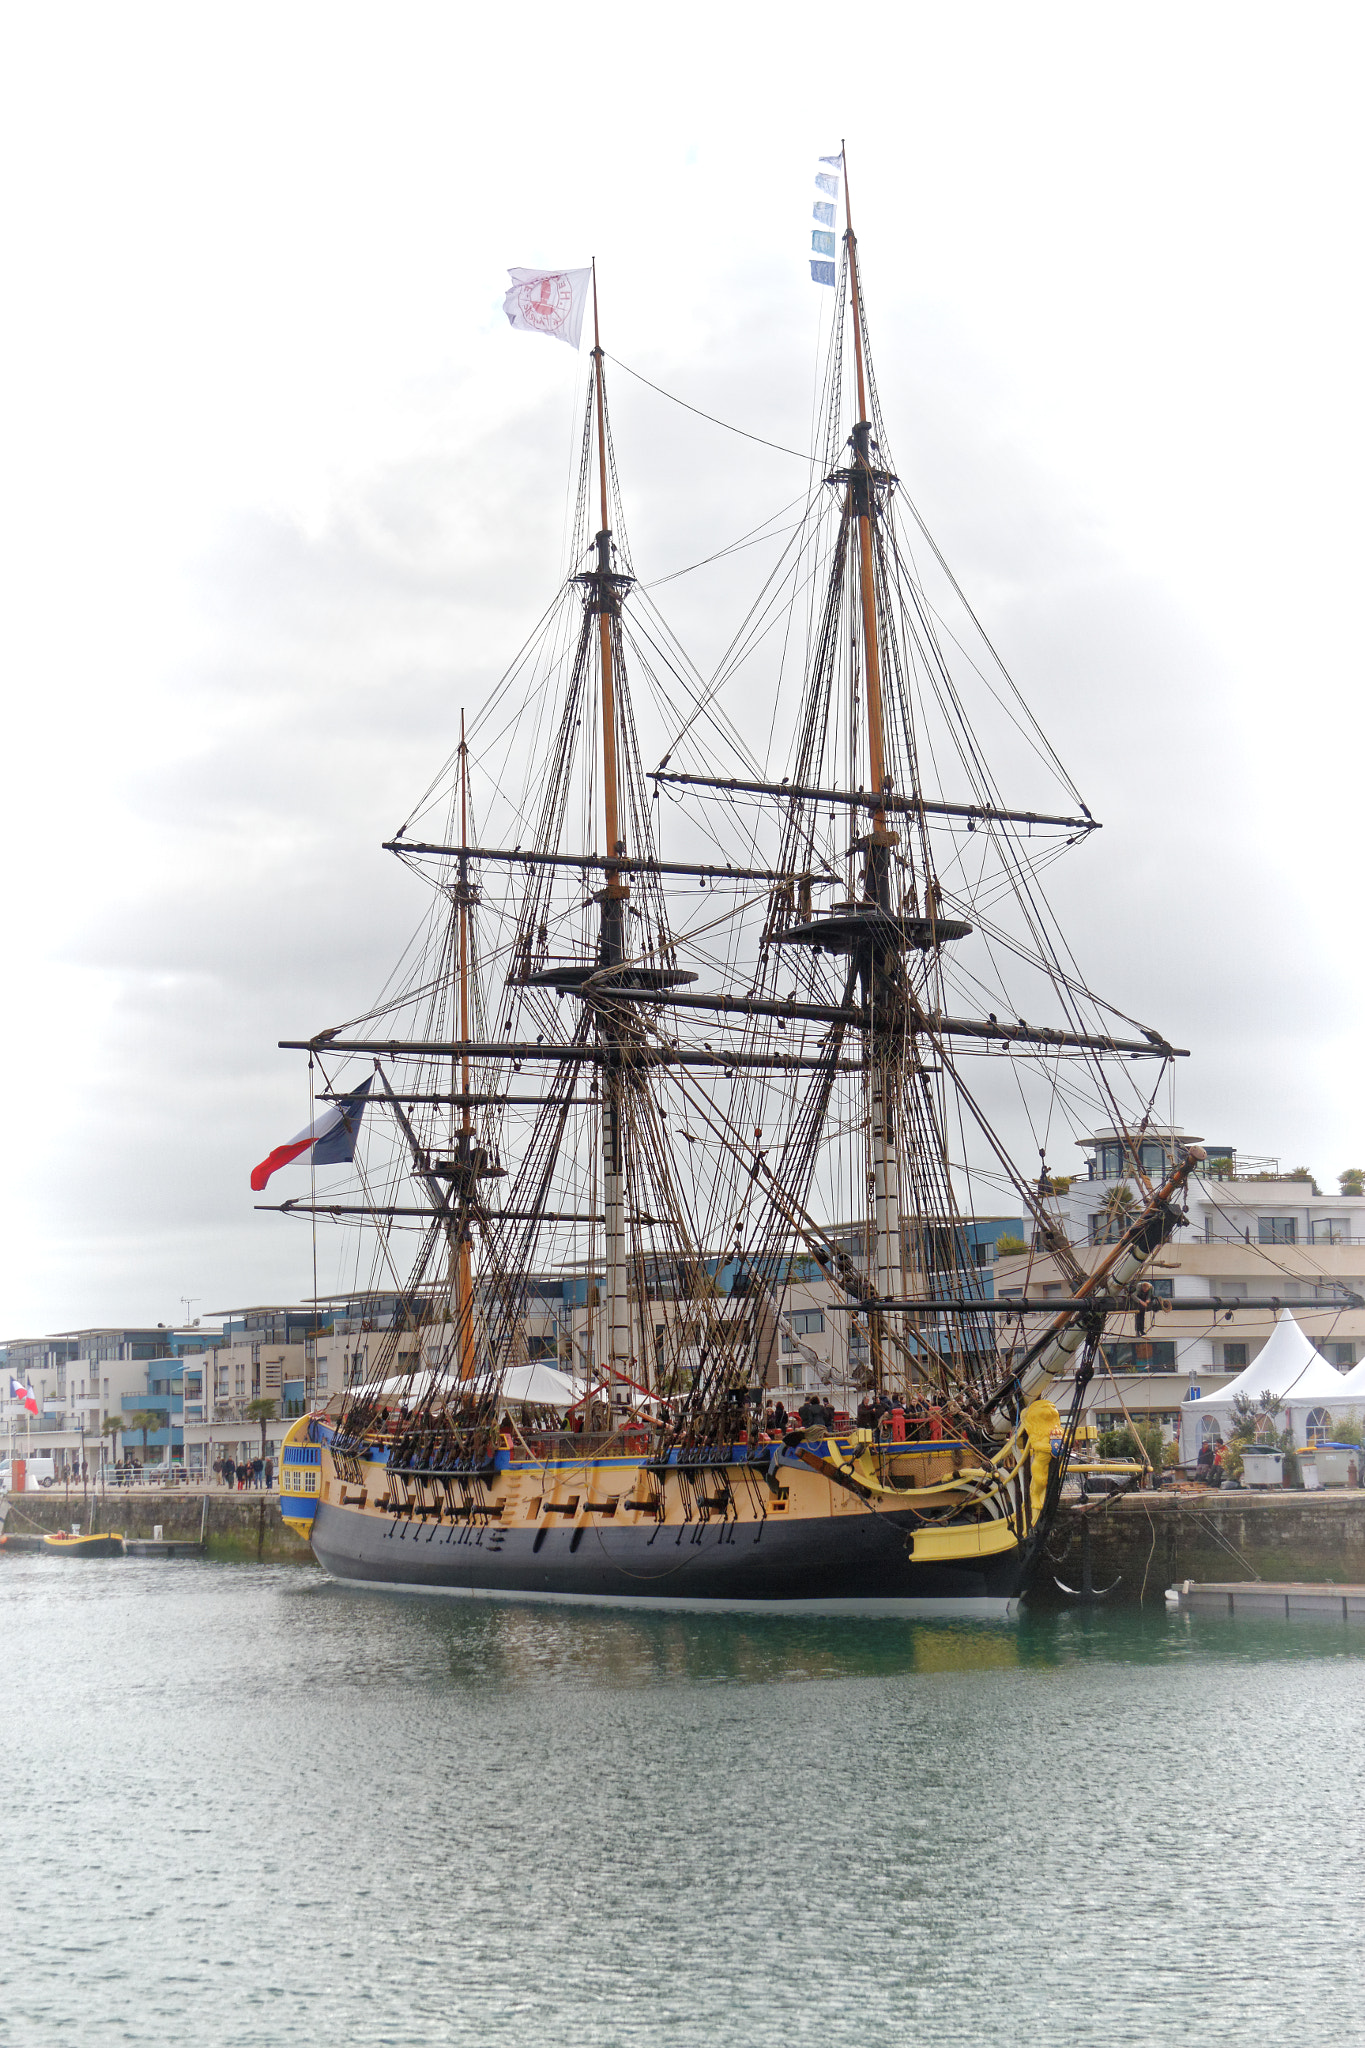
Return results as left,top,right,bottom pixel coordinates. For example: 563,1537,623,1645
264,1456,274,1489
253,1456,264,1488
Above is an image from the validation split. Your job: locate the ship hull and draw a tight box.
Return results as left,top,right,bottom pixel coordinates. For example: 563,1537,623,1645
307,1496,1029,1616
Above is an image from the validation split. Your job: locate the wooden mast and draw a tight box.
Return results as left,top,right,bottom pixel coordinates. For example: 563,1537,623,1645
591,262,625,884
589,262,631,1398
842,147,889,839
456,713,477,1380
842,147,908,1384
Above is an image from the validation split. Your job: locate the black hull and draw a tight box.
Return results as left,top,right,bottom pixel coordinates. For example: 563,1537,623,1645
309,1500,1029,1614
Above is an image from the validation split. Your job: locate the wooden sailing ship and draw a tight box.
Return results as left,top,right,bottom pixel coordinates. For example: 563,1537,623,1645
274,165,1210,1613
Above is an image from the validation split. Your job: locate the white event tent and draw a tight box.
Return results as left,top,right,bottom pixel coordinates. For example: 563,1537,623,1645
1182,1309,1354,1453
1329,1353,1365,1409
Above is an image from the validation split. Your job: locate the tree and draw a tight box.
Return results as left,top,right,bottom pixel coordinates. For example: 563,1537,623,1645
1097,1420,1167,1476
1227,1390,1301,1485
1286,1166,1320,1195
246,1398,277,1461
1096,1184,1138,1243
994,1234,1027,1257
100,1412,124,1463
1339,1168,1365,1199
124,1410,163,1466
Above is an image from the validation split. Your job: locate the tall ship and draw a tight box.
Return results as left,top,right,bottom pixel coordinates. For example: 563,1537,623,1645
269,163,1206,1613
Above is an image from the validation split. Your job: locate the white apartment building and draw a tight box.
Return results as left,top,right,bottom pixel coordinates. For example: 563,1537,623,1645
996,1128,1365,1446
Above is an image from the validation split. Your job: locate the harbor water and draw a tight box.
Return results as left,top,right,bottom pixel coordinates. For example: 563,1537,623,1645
2,1559,1362,2046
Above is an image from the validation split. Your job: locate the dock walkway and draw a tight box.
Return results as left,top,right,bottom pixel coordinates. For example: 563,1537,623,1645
1172,1580,1365,1620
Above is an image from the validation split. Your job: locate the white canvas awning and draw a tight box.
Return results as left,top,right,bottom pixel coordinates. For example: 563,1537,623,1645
354,1361,587,1409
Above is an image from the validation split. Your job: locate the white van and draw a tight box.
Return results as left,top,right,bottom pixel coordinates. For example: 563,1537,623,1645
1,1456,56,1491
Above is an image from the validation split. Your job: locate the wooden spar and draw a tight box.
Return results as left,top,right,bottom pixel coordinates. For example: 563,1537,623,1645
591,264,625,892
385,839,836,884
842,145,888,835
456,715,476,1381
646,771,1098,834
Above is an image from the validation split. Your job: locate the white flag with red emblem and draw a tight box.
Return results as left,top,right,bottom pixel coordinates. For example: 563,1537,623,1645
503,268,591,350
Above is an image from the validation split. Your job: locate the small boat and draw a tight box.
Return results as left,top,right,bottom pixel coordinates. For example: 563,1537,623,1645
41,1532,126,1558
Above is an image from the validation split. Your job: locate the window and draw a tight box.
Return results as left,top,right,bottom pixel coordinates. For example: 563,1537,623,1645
1258,1217,1297,1245
1148,1278,1174,1300
1101,1341,1176,1374
1305,1408,1333,1446
1219,1343,1247,1369
791,1310,825,1336
785,1365,804,1391
1326,1343,1356,1369
1311,1219,1350,1245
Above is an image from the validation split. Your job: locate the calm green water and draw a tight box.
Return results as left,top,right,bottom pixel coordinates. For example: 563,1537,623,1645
1,1560,1362,2046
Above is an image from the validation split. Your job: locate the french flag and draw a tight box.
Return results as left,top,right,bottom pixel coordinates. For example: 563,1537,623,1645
250,1076,373,1193
9,1377,38,1416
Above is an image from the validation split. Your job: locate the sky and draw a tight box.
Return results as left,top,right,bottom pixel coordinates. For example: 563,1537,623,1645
3,2,1363,1336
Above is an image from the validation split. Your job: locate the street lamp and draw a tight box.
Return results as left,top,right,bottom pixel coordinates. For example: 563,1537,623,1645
74,1398,101,1502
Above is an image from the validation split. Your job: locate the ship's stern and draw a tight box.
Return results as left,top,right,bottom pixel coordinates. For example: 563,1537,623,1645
279,1416,322,1544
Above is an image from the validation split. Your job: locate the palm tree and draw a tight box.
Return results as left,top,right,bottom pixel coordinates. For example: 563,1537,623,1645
1098,1184,1138,1243
246,1398,277,1464
99,1410,124,1478
125,1409,163,1473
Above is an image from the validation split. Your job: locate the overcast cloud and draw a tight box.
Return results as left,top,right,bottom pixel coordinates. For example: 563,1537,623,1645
3,3,1362,1334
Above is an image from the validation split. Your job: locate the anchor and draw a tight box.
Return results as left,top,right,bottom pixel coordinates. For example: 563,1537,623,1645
1054,1517,1121,1603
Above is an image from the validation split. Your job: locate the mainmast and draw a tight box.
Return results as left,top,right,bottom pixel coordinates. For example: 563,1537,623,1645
842,150,911,1378
588,266,632,1396
454,714,477,1381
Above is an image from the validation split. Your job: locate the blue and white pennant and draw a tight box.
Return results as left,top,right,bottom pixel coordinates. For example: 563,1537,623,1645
810,152,842,286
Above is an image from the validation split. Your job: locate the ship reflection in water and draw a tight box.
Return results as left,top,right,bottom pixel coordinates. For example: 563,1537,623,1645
368,1592,1038,1688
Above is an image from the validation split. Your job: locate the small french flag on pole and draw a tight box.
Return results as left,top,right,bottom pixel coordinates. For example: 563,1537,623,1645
250,1076,373,1193
9,1378,39,1416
